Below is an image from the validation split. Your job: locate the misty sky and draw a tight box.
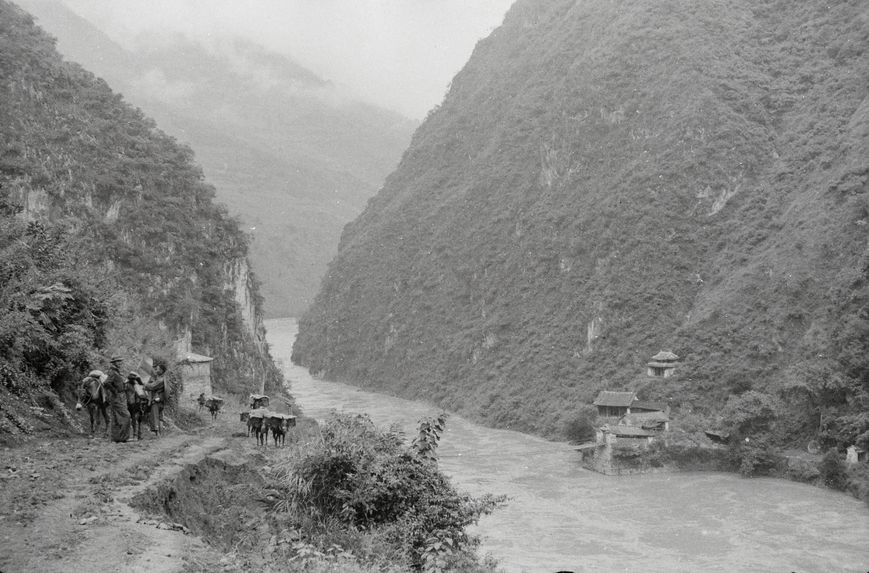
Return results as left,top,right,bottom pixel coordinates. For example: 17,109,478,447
61,0,515,119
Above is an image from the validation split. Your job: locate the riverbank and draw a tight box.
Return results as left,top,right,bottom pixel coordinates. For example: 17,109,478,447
577,425,869,505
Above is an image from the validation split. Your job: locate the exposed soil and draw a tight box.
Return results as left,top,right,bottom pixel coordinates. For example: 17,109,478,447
0,400,293,573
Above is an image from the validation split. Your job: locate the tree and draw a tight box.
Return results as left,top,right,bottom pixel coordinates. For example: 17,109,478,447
818,449,847,490
721,391,779,439
276,413,505,571
563,405,597,443
412,413,447,462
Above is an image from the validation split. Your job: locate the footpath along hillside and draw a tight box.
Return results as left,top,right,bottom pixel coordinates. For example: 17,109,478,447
0,402,299,573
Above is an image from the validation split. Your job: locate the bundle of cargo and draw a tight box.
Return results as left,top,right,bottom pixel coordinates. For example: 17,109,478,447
249,394,269,410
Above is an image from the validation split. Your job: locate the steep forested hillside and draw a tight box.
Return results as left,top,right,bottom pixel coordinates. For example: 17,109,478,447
0,1,281,439
17,0,416,317
294,0,869,450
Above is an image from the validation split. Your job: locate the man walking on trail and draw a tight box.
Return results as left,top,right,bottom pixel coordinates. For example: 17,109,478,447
106,355,130,442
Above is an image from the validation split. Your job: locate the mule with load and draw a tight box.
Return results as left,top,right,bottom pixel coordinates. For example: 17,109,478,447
205,396,224,421
76,371,109,436
125,372,151,440
265,414,286,447
247,409,267,446
249,394,269,410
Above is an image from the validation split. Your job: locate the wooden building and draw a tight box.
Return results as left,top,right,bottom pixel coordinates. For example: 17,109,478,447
620,411,670,432
592,392,669,418
179,352,213,406
630,400,670,414
581,424,661,475
596,424,657,446
593,391,637,418
583,392,671,475
647,350,679,377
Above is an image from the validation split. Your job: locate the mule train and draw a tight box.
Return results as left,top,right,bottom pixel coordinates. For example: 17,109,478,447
240,394,296,447
76,370,162,440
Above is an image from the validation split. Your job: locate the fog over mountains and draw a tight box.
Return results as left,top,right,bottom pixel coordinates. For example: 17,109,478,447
19,0,416,317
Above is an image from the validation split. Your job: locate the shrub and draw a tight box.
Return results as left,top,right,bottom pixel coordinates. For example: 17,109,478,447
729,440,782,477
648,442,734,471
785,457,821,483
721,391,780,440
845,463,869,505
818,449,847,490
562,405,597,444
275,413,505,571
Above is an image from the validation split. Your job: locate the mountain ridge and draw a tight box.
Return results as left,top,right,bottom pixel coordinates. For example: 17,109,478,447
17,0,416,316
0,0,282,441
294,0,868,447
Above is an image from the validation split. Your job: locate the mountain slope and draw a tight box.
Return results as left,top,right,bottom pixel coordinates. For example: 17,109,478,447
0,0,281,440
17,0,416,316
293,0,869,444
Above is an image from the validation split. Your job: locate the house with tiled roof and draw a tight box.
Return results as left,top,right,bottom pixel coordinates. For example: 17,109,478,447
592,391,670,419
593,390,637,418
582,424,662,475
630,399,669,413
582,391,671,475
620,411,670,432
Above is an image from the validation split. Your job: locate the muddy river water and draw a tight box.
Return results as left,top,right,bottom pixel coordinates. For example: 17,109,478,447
266,318,868,572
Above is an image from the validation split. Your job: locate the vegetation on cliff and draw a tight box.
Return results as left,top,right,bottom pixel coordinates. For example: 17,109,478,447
0,1,281,441
294,0,868,460
17,0,416,317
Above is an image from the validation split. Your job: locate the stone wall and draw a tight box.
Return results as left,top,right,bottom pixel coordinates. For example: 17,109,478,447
180,362,212,406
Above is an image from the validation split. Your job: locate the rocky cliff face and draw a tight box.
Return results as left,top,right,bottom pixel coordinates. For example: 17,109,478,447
294,0,869,442
0,0,281,408
16,0,416,318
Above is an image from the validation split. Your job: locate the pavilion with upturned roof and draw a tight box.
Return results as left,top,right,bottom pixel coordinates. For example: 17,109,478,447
646,350,679,378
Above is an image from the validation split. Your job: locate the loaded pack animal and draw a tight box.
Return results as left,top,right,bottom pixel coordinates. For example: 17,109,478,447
248,411,268,446
205,397,223,421
283,414,297,432
75,371,109,436
249,394,269,410
240,411,262,439
125,372,151,440
265,415,285,447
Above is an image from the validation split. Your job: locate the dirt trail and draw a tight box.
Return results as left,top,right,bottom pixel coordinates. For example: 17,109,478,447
0,406,263,573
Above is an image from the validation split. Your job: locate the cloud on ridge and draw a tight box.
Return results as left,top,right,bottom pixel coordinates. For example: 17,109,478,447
61,0,515,119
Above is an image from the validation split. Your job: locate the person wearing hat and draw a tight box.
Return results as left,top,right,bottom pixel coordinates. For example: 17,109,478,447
106,355,130,442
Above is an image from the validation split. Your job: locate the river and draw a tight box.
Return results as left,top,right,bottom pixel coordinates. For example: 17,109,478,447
266,318,869,573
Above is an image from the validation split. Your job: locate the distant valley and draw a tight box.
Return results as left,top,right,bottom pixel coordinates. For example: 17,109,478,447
18,0,416,317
